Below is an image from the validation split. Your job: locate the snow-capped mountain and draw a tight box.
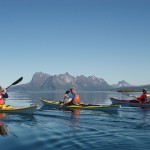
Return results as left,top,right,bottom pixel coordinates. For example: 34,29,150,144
11,72,113,91
112,80,132,88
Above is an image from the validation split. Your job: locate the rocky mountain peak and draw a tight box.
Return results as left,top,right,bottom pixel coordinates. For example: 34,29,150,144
30,72,51,88
118,80,132,87
11,72,113,91
111,80,132,88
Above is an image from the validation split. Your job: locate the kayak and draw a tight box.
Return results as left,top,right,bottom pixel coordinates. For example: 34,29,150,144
110,97,150,107
0,104,38,114
40,98,120,111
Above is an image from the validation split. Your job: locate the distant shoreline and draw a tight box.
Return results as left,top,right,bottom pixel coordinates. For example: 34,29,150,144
117,90,141,92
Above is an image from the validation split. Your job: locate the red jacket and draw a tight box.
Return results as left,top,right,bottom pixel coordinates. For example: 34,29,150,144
0,93,5,105
137,93,147,102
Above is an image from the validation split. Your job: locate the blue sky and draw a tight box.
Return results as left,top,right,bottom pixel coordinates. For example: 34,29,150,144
0,0,150,87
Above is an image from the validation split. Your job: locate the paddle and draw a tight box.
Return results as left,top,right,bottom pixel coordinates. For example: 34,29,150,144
6,77,23,90
59,90,71,106
120,91,137,99
63,90,70,100
129,95,137,98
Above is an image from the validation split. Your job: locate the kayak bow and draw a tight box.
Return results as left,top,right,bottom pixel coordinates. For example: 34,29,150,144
0,104,38,114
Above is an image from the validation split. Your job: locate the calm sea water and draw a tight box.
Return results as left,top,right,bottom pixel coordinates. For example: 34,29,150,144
1,91,150,150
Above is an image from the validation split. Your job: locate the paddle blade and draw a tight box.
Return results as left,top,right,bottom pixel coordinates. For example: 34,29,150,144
11,77,23,86
6,77,23,89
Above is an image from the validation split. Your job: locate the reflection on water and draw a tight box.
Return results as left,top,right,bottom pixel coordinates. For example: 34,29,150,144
0,113,9,137
40,103,81,129
2,91,150,150
70,110,81,129
0,122,8,137
62,109,81,129
0,112,37,138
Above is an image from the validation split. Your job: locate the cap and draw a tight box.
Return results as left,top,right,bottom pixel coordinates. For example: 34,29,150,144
142,88,147,92
70,88,76,91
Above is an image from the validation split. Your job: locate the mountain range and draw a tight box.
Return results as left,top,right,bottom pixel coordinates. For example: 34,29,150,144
10,72,149,92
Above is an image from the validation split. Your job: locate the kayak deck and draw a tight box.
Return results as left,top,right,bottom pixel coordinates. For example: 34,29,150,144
0,104,38,114
65,104,120,111
40,98,120,111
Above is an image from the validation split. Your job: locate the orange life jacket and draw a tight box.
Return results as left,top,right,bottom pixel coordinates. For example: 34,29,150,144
0,93,5,105
72,94,80,104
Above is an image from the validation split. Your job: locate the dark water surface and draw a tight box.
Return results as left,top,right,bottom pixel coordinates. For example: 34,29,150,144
1,91,150,150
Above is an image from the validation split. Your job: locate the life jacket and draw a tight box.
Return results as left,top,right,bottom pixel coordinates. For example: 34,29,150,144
137,93,147,102
0,93,5,105
72,94,80,104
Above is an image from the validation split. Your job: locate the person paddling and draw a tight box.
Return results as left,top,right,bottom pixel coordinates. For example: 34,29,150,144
0,86,9,105
136,89,147,103
63,88,80,105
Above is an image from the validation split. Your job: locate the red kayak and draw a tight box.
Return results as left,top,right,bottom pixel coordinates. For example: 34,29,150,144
110,97,150,107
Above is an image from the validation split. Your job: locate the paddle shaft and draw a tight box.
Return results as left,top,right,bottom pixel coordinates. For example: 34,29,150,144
120,92,137,99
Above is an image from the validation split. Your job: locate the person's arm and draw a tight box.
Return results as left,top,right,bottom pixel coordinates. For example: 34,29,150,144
64,98,72,104
64,94,69,99
64,94,74,104
2,88,8,98
64,90,70,99
2,93,8,98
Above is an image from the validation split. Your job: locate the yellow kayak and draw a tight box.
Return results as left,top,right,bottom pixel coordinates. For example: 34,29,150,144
0,104,38,114
40,98,120,111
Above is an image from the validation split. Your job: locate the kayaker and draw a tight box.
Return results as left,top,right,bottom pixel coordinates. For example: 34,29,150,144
0,86,9,105
63,88,81,105
136,89,147,103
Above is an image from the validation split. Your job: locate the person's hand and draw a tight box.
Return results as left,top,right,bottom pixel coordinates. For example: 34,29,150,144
60,101,65,107
60,103,64,106
136,98,141,103
59,100,64,104
64,94,68,98
3,88,7,93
